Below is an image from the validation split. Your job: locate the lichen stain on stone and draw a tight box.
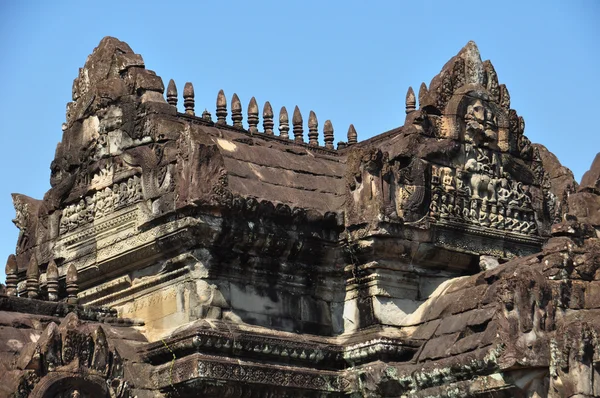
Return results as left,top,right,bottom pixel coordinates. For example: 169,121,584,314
216,138,237,152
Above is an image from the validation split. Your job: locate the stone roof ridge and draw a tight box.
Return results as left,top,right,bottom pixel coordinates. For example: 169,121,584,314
166,80,353,155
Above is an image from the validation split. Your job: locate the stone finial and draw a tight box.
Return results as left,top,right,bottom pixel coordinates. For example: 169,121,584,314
308,111,318,146
26,254,39,299
202,109,213,122
279,107,290,139
248,97,259,134
167,79,178,107
323,120,334,149
462,41,484,85
499,84,511,110
5,254,17,297
183,82,195,115
231,93,243,128
418,82,428,106
216,90,228,125
292,106,304,143
518,116,525,135
66,264,78,304
263,101,274,135
405,86,416,114
347,124,357,145
47,259,59,302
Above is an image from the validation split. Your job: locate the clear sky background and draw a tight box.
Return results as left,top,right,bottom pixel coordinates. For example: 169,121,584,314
0,1,598,282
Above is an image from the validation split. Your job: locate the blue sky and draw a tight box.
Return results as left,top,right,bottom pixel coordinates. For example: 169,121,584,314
0,1,598,281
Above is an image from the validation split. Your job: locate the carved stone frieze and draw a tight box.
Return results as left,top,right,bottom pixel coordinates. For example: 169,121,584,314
196,361,345,391
429,148,539,236
153,354,348,394
59,176,143,235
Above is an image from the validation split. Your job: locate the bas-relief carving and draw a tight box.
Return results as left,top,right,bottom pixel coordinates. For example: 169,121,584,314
12,196,30,254
464,98,498,147
14,313,131,398
391,159,427,221
59,176,143,235
346,148,387,225
12,197,29,234
425,96,542,237
347,94,549,236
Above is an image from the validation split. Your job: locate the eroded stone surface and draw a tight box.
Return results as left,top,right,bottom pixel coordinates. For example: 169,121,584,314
1,37,599,397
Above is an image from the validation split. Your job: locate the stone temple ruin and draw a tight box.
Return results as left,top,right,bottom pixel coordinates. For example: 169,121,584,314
1,36,599,397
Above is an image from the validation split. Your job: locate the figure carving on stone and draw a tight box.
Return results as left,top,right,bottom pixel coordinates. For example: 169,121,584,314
514,210,525,232
431,165,442,186
527,213,538,235
497,177,511,204
441,167,455,192
461,198,470,219
12,198,28,233
58,176,144,235
455,168,470,197
519,135,533,160
429,193,439,217
95,190,107,218
454,197,463,219
465,158,493,201
488,204,498,226
475,148,491,170
127,178,136,202
113,186,122,208
464,99,498,147
119,182,127,206
12,195,35,254
361,149,384,201
479,200,490,227
447,195,455,219
469,200,479,223
509,182,529,207
495,206,505,229
518,212,530,233
440,195,450,218
85,196,95,222
545,190,562,224
505,208,516,232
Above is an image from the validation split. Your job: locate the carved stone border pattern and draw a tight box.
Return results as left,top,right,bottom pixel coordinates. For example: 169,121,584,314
60,209,138,248
195,360,346,392
154,354,349,393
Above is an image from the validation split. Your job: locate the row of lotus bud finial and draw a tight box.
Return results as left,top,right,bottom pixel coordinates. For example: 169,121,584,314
166,80,358,148
3,254,78,303
405,82,430,114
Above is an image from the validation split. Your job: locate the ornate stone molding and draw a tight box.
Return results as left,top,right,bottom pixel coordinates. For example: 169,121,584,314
13,313,132,398
152,353,349,393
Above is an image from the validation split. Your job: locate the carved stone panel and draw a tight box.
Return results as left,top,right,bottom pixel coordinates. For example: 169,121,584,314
58,176,143,235
428,144,539,237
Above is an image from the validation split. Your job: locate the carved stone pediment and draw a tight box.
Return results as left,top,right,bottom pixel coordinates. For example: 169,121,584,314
13,313,132,398
343,41,554,259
